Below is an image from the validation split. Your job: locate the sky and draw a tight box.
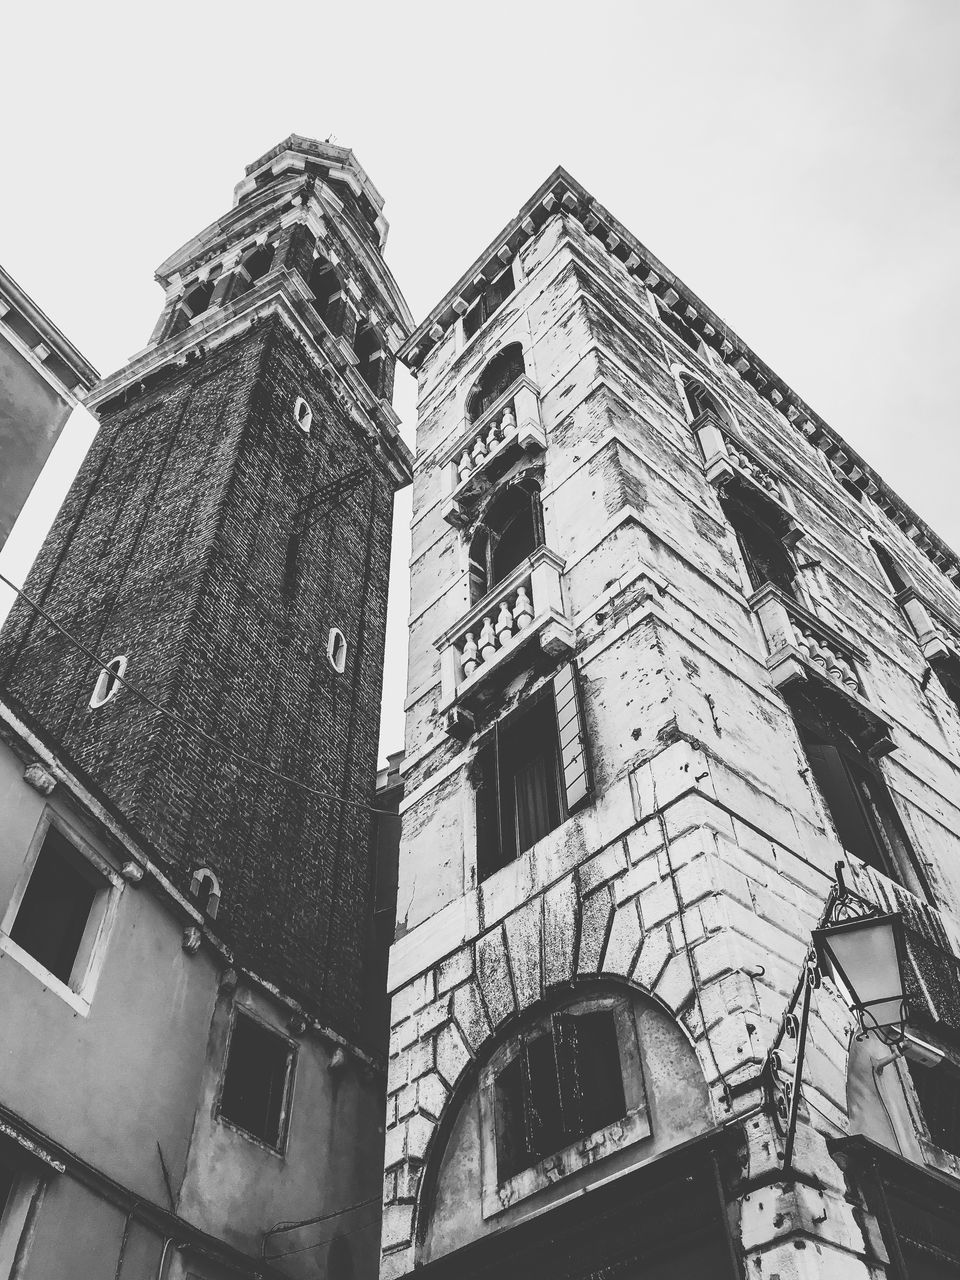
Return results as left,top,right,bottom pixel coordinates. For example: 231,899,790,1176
1,0,959,765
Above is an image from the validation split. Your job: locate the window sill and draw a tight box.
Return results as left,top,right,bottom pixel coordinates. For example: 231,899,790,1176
215,1112,287,1158
481,1105,651,1219
0,934,91,1016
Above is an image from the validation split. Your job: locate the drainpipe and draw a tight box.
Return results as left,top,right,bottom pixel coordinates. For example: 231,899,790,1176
156,1237,185,1280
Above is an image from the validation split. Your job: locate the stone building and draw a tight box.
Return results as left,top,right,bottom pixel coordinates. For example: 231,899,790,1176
383,168,960,1278
0,137,411,1279
0,264,97,549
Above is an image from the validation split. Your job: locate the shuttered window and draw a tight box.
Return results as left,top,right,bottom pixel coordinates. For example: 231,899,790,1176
475,668,591,881
493,1009,627,1181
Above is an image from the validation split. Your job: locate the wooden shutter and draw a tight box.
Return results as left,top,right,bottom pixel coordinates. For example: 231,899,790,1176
553,663,591,813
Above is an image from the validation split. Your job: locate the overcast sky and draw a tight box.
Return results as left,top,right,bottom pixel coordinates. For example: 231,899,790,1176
2,0,959,765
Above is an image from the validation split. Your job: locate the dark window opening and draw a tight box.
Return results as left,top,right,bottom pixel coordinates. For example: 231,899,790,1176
681,376,726,423
469,481,543,604
170,279,215,336
354,322,385,396
220,1013,292,1148
793,700,914,884
907,1057,960,1159
475,669,590,881
937,662,960,718
307,257,341,330
467,344,525,424
494,1008,627,1181
10,829,99,985
232,245,275,299
721,493,796,598
463,268,515,341
872,542,911,596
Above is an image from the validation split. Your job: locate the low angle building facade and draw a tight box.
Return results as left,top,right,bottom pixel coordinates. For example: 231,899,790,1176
384,169,960,1278
0,137,412,1279
2,137,960,1280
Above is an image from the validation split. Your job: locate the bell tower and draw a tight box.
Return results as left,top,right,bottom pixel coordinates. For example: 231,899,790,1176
0,136,413,1045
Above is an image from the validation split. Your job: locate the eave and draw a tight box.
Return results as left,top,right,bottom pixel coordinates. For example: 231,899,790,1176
400,168,960,590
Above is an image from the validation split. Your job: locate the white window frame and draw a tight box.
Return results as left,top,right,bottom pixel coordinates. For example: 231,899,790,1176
89,655,127,708
478,992,650,1218
0,810,122,1016
327,627,348,673
293,396,313,434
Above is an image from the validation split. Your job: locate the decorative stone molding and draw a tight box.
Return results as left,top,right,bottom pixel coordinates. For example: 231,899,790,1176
181,926,202,955
750,584,871,701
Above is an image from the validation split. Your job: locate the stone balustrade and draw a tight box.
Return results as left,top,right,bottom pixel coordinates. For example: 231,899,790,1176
441,377,547,527
693,410,786,506
437,547,573,710
751,584,865,698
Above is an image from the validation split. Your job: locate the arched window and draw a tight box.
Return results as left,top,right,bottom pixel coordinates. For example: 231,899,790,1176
189,867,221,920
307,256,341,330
169,279,215,336
720,492,797,598
791,690,919,888
469,478,543,603
327,627,348,673
872,540,911,596
231,244,275,299
467,344,525,425
90,656,127,708
679,374,727,424
353,321,385,396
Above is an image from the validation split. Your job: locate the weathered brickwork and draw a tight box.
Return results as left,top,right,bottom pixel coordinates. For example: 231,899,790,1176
384,170,960,1277
0,139,412,1047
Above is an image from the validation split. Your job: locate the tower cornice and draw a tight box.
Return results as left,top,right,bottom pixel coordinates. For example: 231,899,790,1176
86,273,413,489
400,167,960,591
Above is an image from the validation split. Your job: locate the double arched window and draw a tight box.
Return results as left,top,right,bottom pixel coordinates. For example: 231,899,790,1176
467,344,525,425
468,477,543,604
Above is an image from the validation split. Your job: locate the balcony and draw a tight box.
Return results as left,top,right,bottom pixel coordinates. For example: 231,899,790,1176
440,376,547,528
693,410,798,531
751,583,895,754
436,547,574,723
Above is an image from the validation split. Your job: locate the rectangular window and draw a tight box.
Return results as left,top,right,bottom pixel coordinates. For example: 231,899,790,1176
475,668,590,881
462,268,515,341
796,721,913,883
219,1012,293,1149
493,1009,626,1181
9,828,101,986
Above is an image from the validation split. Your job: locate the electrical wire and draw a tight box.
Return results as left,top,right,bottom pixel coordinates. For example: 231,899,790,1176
0,568,400,818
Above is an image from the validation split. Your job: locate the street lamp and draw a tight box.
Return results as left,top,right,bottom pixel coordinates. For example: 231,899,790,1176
813,911,908,1040
765,863,909,1170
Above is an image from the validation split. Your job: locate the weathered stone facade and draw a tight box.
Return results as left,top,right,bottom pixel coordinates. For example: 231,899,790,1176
383,169,960,1276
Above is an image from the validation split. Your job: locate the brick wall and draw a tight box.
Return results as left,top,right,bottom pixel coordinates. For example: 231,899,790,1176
0,315,396,1045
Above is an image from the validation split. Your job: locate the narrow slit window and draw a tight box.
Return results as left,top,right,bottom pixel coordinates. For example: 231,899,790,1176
293,396,312,434
90,656,127,708
327,627,347,673
219,1012,293,1148
9,828,101,986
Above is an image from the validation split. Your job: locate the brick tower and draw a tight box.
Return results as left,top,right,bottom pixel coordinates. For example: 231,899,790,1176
0,136,413,1045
